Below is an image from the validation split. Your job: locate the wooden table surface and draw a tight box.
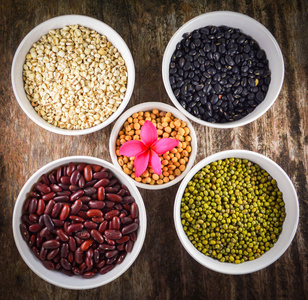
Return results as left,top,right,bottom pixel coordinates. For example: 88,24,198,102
0,0,307,299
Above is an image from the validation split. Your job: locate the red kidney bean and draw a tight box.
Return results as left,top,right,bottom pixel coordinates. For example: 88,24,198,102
117,243,125,251
90,165,101,172
29,234,36,247
29,198,38,214
56,166,62,182
69,185,80,192
69,215,85,223
86,209,103,218
79,196,91,203
61,269,73,277
39,227,50,238
84,221,98,229
106,193,122,203
77,211,89,219
97,187,105,201
43,199,54,215
35,182,51,194
121,217,133,225
52,219,64,227
84,179,97,188
105,250,119,259
131,203,139,218
77,163,86,172
43,214,55,231
92,217,105,223
20,224,30,241
54,195,69,202
50,184,62,192
78,175,85,188
42,192,56,202
72,267,81,275
99,264,114,274
105,187,119,193
76,230,91,240
70,200,82,215
85,257,93,268
103,236,116,246
40,247,47,260
117,252,127,264
84,165,93,182
81,239,94,251
82,271,95,279
68,237,76,252
86,247,94,258
105,201,114,209
29,223,43,233
110,217,121,230
61,258,72,270
123,196,135,204
58,183,70,190
36,199,45,216
93,179,109,189
117,235,130,244
30,192,40,198
119,213,126,219
59,204,70,221
32,246,40,259
83,187,97,196
106,256,118,265
97,221,107,234
70,190,84,202
96,259,105,269
67,223,84,234
93,249,100,264
47,248,59,260
48,173,56,184
57,229,69,242
74,247,83,264
23,198,31,212
61,243,69,258
36,235,43,248
93,171,108,180
98,244,116,252
43,260,55,270
109,178,118,186
29,214,38,223
125,240,134,253
105,210,120,220
114,204,123,210
70,170,81,186
54,255,61,264
60,176,70,185
41,174,50,186
91,229,104,243
117,189,126,197
42,240,60,249
122,223,138,235
67,162,76,177
88,201,105,209
68,251,74,263
104,230,122,240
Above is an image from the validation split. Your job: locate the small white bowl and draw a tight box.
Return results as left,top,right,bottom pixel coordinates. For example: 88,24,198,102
174,150,299,275
12,156,146,289
11,15,135,135
162,11,284,128
109,102,197,190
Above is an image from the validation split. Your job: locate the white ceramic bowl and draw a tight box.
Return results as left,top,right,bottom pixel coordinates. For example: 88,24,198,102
11,15,135,135
12,156,146,289
109,102,197,190
162,11,284,128
174,150,299,275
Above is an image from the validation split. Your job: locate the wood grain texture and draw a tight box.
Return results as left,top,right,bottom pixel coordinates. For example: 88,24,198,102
0,0,307,299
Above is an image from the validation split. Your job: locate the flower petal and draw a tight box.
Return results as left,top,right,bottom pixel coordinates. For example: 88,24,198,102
152,138,179,155
149,150,162,175
119,140,147,157
140,120,158,147
134,150,150,178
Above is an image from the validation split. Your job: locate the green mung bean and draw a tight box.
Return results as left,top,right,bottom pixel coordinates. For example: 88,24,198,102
181,158,286,263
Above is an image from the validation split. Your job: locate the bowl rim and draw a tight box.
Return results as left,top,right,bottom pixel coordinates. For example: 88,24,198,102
173,149,299,275
109,101,197,190
12,156,147,289
11,14,135,136
162,11,285,129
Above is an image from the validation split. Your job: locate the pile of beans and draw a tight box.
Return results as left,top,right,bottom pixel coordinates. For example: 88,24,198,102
169,25,271,123
115,109,192,185
23,25,128,130
20,163,139,278
181,158,285,263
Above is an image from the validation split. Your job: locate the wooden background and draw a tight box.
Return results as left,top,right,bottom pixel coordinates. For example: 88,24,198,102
0,0,307,299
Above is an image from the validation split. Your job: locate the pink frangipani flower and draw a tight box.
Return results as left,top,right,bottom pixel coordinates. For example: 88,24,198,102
119,120,179,178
